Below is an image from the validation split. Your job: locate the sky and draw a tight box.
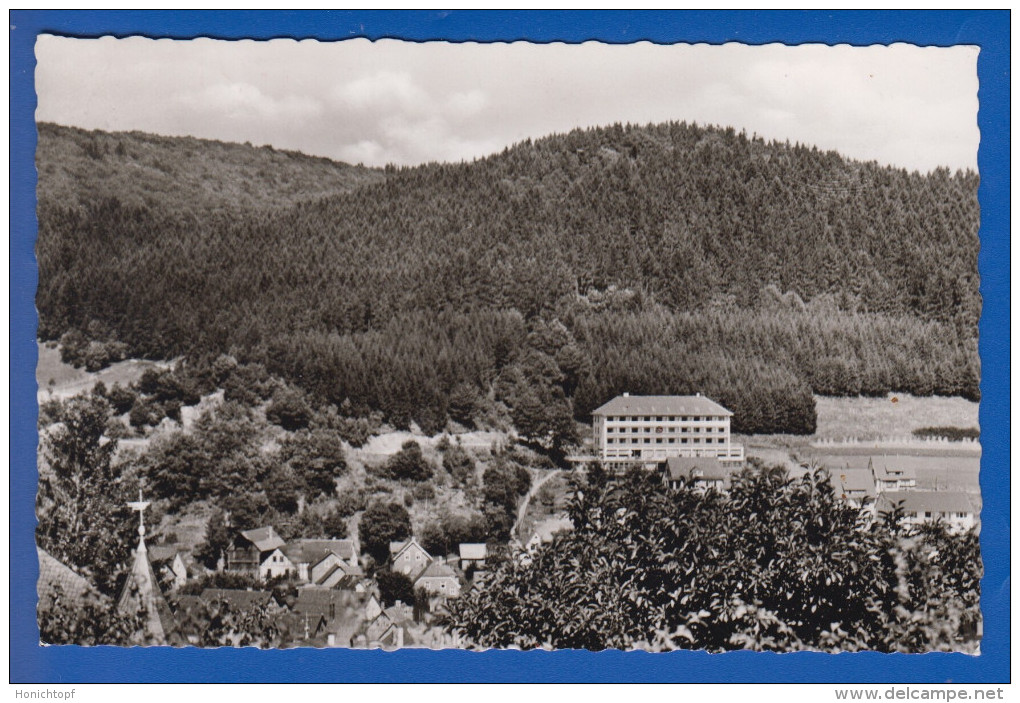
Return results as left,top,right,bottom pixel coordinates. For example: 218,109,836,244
35,36,979,173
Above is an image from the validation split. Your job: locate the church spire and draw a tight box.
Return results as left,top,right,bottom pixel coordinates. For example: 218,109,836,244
127,488,151,553
118,487,177,644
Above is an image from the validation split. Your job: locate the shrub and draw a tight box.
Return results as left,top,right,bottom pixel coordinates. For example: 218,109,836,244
358,502,412,562
383,440,434,482
266,387,312,431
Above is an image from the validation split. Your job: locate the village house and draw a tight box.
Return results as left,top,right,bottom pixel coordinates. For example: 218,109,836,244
458,543,488,570
660,456,738,492
293,587,383,647
869,457,918,493
282,539,359,582
592,394,744,466
827,467,877,509
415,560,462,598
876,491,977,533
390,537,432,581
147,545,188,591
226,526,286,577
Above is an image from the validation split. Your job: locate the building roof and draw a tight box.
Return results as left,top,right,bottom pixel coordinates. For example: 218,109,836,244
661,456,735,482
294,587,378,639
870,457,919,481
384,602,415,627
282,538,356,565
147,545,182,564
416,560,458,581
877,491,975,516
239,526,286,553
827,467,877,496
592,394,733,418
458,543,487,560
200,588,274,611
37,547,105,611
390,537,428,558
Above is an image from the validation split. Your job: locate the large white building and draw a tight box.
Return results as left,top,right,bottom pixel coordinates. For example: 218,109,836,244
591,393,744,465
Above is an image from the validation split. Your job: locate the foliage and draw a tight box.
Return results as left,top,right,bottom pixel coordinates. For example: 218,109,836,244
38,586,145,645
37,121,980,440
380,440,434,482
912,426,980,441
265,386,312,431
36,393,136,595
446,462,982,652
264,465,302,514
171,596,294,648
358,502,413,562
179,570,262,595
376,570,416,607
443,444,477,486
195,508,231,569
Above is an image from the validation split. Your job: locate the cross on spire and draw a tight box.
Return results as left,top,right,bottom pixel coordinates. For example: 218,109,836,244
127,487,151,553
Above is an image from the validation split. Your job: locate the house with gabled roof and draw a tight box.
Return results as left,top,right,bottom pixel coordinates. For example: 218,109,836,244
458,543,488,570
282,539,359,583
293,586,383,648
869,457,918,493
827,466,877,508
226,526,286,576
148,545,188,591
876,491,977,533
660,456,738,492
310,551,365,589
415,560,462,599
390,537,432,581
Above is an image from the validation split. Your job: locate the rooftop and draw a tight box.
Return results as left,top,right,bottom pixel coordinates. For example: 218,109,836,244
37,546,105,610
239,526,286,553
826,467,876,496
593,394,733,418
877,491,975,516
282,538,357,565
458,543,487,560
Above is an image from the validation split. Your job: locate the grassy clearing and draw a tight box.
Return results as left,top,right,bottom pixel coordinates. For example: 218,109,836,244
36,342,167,400
813,393,979,441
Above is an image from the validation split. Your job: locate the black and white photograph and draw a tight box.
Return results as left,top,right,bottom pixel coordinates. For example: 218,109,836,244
33,36,982,654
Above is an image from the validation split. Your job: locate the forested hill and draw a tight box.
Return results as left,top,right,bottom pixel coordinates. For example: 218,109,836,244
36,122,384,216
37,121,981,437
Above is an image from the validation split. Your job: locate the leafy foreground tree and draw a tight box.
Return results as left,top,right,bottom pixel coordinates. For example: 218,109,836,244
36,394,136,595
446,462,981,652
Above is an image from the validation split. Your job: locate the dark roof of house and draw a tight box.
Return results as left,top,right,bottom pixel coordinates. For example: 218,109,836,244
593,395,732,417
661,456,735,482
294,587,378,640
200,588,274,611
239,526,285,552
877,491,975,516
147,545,182,564
390,537,429,558
416,560,458,581
870,457,919,481
384,602,415,627
37,547,105,610
282,539,356,565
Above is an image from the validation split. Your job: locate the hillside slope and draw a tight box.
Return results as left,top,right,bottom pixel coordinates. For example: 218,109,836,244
35,121,981,435
36,122,384,216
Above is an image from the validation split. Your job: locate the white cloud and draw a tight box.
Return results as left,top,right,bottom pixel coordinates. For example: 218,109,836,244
35,36,978,172
176,82,323,122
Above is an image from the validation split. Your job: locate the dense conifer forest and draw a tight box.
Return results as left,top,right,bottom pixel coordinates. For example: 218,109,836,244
36,120,980,440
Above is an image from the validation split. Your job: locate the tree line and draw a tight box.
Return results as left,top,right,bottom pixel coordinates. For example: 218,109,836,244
36,120,980,440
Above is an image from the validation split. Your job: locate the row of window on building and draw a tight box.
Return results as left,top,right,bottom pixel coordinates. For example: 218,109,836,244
607,425,726,434
606,437,728,445
605,415,725,423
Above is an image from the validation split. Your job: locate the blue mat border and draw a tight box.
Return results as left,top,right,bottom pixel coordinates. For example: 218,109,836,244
9,10,1010,683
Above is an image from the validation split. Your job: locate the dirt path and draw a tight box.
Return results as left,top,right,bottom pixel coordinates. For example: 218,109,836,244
513,469,563,539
